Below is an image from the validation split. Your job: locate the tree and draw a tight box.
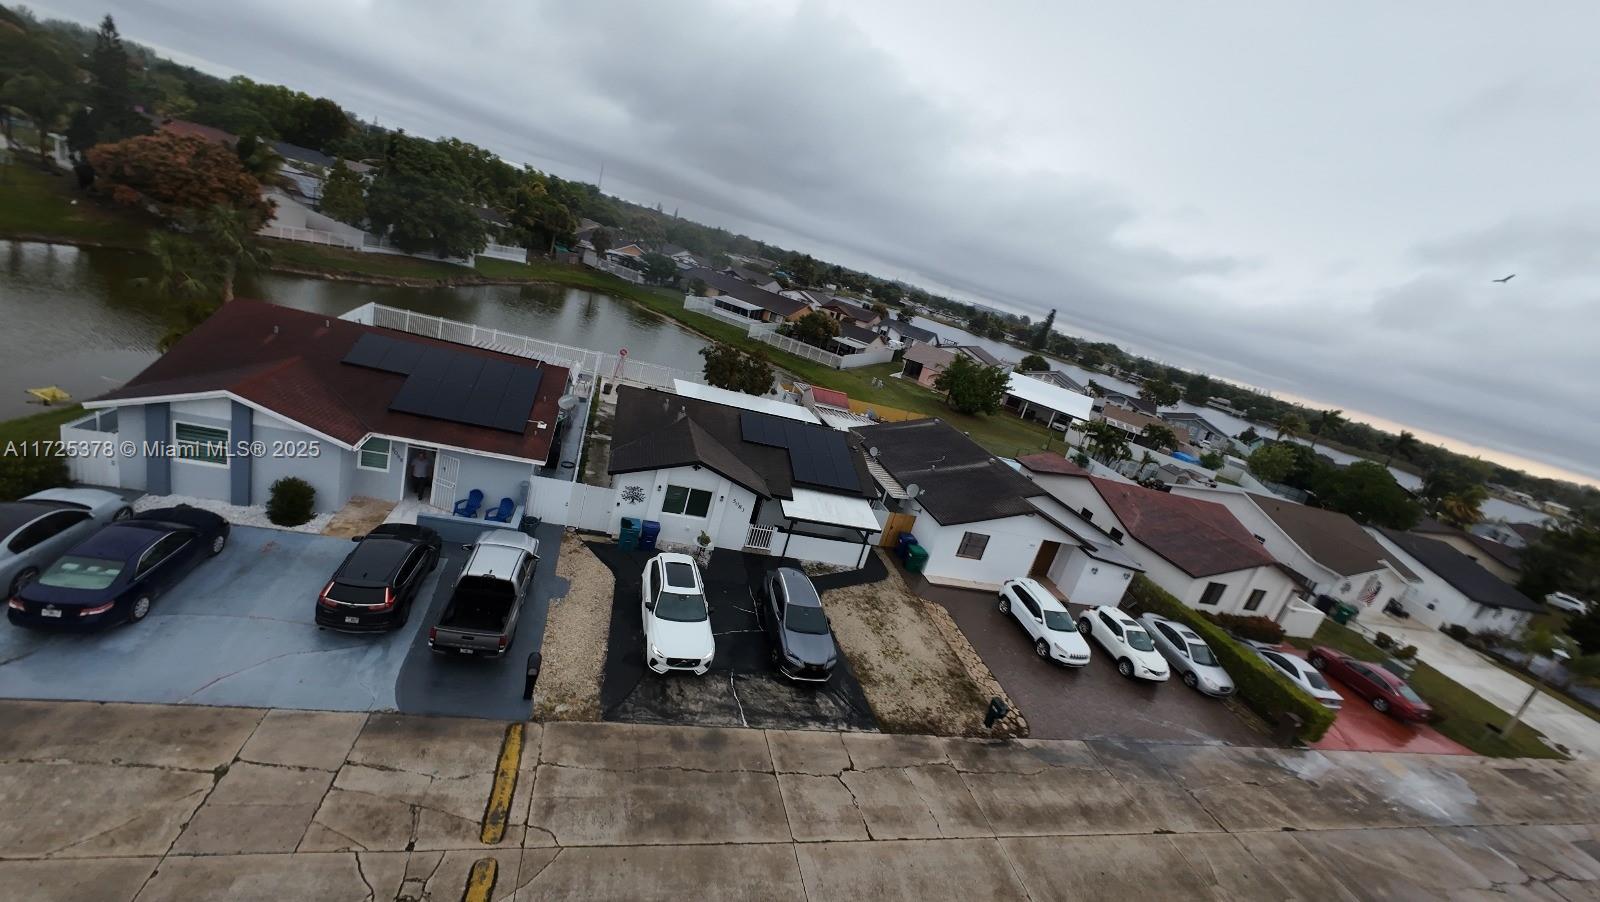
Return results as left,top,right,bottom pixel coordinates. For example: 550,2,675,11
80,15,149,148
699,344,773,395
687,277,708,297
1139,379,1180,407
1238,426,1261,445
1308,409,1346,451
88,132,273,225
1018,353,1049,372
1183,374,1211,405
0,74,71,163
1031,308,1056,350
141,204,271,305
1248,443,1297,483
365,134,486,258
1311,461,1422,529
1275,413,1308,441
233,133,284,184
590,228,612,258
791,312,841,349
319,160,367,226
1085,379,1104,397
1139,423,1180,452
1421,461,1491,517
1081,420,1131,465
1199,451,1226,470
1438,484,1489,529
1381,430,1421,467
641,252,678,286
508,183,576,255
284,96,349,150
933,355,1010,415
1516,520,1600,604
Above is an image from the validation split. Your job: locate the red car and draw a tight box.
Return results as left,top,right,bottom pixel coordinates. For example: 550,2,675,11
1307,646,1434,722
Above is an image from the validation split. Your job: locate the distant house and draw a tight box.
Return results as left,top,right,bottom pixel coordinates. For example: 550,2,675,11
1162,411,1234,448
829,322,889,358
659,245,702,269
1371,529,1541,635
820,297,881,327
1095,388,1158,417
1471,520,1543,550
878,319,939,349
1002,373,1094,431
153,118,238,148
685,267,811,323
723,266,782,292
270,141,373,204
898,344,1008,389
1020,369,1085,393
1098,404,1168,438
1410,518,1523,585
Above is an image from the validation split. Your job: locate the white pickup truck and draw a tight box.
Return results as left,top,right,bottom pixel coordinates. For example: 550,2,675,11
428,531,539,658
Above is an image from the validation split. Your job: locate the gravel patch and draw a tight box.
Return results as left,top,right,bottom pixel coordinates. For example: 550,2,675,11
533,535,614,721
132,493,334,534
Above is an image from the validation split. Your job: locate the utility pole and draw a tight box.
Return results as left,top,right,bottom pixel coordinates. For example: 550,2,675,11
1502,649,1569,735
597,160,605,191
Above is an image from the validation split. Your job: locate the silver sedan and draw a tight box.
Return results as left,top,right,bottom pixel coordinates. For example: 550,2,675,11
1,488,132,598
1138,613,1236,697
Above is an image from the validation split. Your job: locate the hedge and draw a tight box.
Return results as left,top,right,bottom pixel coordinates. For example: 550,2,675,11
1122,575,1336,743
266,477,316,526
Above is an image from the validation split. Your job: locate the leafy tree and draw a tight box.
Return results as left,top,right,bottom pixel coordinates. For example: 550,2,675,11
1238,426,1261,445
686,277,707,297
1199,450,1226,470
1018,353,1049,372
284,96,349,150
590,228,612,258
1031,308,1055,349
233,133,284,184
1308,409,1346,451
1080,420,1131,465
1085,379,1104,397
1516,520,1600,604
1381,430,1421,466
1183,374,1211,405
319,159,367,226
79,15,150,148
0,74,71,162
1275,413,1308,441
641,252,679,285
1311,461,1421,529
1438,484,1489,529
88,132,272,225
1568,606,1600,658
933,355,1010,415
699,344,773,395
1248,443,1297,483
1139,423,1179,452
507,184,576,256
1139,379,1181,407
141,204,271,305
791,312,841,349
1421,461,1491,515
365,134,486,258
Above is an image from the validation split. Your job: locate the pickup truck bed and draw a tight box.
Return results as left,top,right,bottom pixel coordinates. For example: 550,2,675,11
431,576,517,655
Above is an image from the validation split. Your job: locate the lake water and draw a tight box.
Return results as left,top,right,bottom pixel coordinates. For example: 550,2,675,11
0,240,710,422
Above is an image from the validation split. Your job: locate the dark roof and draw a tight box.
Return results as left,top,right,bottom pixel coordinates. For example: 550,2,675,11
95,300,567,463
1378,530,1541,612
1510,522,1545,544
1088,479,1278,577
271,140,336,169
608,386,874,500
726,265,774,284
1161,410,1231,438
1016,453,1090,477
825,298,875,322
1244,493,1419,581
854,419,1044,525
156,118,238,147
882,320,938,345
838,322,881,345
472,206,511,228
1099,390,1158,416
1413,518,1523,572
957,345,1007,368
684,268,809,318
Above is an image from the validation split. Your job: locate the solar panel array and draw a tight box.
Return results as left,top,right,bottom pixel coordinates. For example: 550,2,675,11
341,333,542,434
740,412,860,493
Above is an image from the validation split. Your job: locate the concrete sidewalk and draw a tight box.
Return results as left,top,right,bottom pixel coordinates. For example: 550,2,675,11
2,700,1598,901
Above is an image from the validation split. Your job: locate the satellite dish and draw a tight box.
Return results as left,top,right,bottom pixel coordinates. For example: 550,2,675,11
869,446,880,458
904,483,921,500
557,395,580,413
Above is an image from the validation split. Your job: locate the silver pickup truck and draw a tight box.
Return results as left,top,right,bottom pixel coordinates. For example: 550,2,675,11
427,530,539,657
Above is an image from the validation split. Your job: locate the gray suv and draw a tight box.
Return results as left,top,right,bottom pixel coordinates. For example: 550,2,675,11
1138,613,1235,697
759,567,838,683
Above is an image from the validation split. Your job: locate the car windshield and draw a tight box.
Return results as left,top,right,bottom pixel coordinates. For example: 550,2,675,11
1188,643,1218,666
655,591,708,622
1043,610,1076,632
785,604,829,635
1397,683,1424,704
1125,628,1155,652
38,556,123,590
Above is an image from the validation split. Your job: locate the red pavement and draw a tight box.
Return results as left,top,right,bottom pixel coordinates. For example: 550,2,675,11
1312,674,1473,755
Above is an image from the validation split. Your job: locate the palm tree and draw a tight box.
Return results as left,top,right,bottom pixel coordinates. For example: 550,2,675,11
1081,420,1131,465
1438,484,1489,529
1139,423,1179,452
1274,413,1307,441
1308,409,1346,451
1381,430,1420,467
196,204,272,303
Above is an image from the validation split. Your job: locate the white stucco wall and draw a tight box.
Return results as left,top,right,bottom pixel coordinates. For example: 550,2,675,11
1368,531,1527,635
609,465,758,552
115,402,148,490
910,507,1070,590
782,533,868,568
166,400,235,503
1048,546,1135,608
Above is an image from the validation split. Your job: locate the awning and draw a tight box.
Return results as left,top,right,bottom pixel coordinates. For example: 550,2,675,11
781,488,881,531
711,295,762,313
1005,373,1094,420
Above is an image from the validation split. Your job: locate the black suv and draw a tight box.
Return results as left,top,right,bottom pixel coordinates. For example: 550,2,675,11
316,524,442,632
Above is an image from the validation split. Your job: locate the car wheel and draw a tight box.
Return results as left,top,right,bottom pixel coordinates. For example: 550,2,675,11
1308,654,1326,669
113,506,133,521
1079,617,1092,635
9,567,39,599
1372,697,1390,713
997,595,1010,614
130,596,152,622
209,533,227,556
1183,671,1198,689
1035,638,1050,658
1117,658,1134,678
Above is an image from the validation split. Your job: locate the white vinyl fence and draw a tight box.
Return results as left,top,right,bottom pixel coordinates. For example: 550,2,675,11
59,410,120,487
526,476,616,533
684,297,893,370
259,225,362,250
478,243,530,262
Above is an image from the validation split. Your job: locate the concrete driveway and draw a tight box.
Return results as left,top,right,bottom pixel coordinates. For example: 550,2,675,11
922,583,1266,745
1358,612,1600,759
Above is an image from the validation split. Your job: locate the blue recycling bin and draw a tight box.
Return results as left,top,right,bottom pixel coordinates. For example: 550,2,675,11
638,520,661,552
895,532,919,561
619,517,642,552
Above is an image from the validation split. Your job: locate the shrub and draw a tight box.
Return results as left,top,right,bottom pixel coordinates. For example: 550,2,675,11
1443,624,1473,643
0,454,69,502
1123,576,1335,743
1204,612,1286,645
1374,632,1395,650
1395,645,1419,660
266,477,316,526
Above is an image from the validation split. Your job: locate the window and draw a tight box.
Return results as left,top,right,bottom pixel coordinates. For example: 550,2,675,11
662,485,713,517
1098,611,1122,637
1080,507,1094,521
173,422,229,466
956,532,990,560
358,437,392,471
9,510,90,552
1108,528,1123,543
1243,589,1266,612
1155,622,1183,648
1197,582,1226,606
138,533,189,575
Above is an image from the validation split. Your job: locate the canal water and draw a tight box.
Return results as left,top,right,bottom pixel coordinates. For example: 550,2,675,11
0,239,710,422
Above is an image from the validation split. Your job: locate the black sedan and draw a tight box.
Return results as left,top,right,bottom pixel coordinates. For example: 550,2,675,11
316,523,442,632
7,506,229,631
759,567,839,683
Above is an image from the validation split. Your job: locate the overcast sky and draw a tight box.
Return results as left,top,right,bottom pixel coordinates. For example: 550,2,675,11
32,0,1600,485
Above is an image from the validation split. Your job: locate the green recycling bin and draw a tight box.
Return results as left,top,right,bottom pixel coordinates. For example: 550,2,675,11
1330,602,1358,625
618,517,642,552
905,544,929,574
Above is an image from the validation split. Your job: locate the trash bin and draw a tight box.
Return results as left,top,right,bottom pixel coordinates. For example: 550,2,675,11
895,532,919,561
619,517,642,552
638,520,661,552
905,544,929,574
1330,602,1358,625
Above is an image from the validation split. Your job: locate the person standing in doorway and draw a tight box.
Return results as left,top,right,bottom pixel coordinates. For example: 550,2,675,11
410,451,432,501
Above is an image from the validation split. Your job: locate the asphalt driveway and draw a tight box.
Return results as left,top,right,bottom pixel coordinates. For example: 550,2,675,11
921,582,1266,745
591,543,876,731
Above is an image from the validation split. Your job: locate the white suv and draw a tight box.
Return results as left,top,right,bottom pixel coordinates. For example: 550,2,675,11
997,578,1091,666
1078,605,1170,682
641,553,715,675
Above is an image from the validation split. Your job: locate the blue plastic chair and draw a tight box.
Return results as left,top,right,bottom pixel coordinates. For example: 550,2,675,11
484,497,515,523
454,489,484,518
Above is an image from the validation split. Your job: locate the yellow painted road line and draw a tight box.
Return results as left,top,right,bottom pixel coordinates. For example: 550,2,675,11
462,857,498,902
480,721,524,845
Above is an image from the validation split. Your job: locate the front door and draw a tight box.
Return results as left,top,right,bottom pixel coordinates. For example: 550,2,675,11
430,452,461,510
1030,541,1061,578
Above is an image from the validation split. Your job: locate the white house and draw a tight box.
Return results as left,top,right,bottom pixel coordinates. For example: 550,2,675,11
1016,455,1304,622
1370,529,1541,635
1002,373,1095,432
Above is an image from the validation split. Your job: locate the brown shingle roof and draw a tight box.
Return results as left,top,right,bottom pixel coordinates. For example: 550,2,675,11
1016,453,1090,477
1245,493,1419,581
1088,478,1276,577
96,300,567,462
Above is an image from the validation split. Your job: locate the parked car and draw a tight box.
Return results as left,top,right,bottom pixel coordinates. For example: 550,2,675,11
7,505,228,630
1545,592,1591,616
759,567,838,682
1078,605,1169,681
316,524,442,632
428,530,539,657
1307,646,1433,721
1247,644,1343,709
641,552,714,676
1,488,132,598
1138,613,1234,696
997,577,1091,666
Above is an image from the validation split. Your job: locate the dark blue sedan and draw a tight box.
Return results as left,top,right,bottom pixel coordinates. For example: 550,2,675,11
7,506,229,631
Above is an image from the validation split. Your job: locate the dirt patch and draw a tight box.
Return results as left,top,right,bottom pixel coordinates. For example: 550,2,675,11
824,550,1026,738
320,495,396,538
532,534,614,721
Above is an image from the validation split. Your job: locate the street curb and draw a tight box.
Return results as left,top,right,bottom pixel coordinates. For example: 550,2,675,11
479,722,524,844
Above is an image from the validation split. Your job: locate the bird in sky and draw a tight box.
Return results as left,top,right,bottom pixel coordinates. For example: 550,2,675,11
1492,274,1516,283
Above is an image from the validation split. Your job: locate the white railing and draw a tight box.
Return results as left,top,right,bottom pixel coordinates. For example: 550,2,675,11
582,253,647,284
685,295,767,327
259,225,363,250
479,243,529,262
748,324,850,368
745,524,776,552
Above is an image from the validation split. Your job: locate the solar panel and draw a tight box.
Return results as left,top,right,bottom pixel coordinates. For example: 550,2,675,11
342,331,544,433
342,333,396,370
739,412,859,492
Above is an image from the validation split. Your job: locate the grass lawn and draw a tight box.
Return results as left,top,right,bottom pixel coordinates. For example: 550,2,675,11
0,163,152,248
1290,620,1564,758
1481,655,1600,726
0,404,87,445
